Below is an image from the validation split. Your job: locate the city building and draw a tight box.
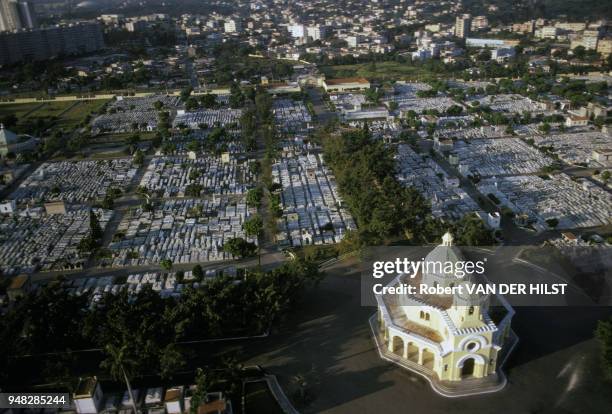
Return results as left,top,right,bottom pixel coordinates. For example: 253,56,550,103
565,115,589,127
592,148,612,167
491,47,516,62
572,29,601,50
455,14,471,39
44,201,67,215
223,19,241,33
322,77,370,92
307,24,328,41
372,232,516,396
0,199,16,214
0,0,35,32
512,21,535,34
537,26,559,39
471,16,489,31
288,23,305,38
347,34,361,48
164,386,184,414
74,377,104,414
0,22,104,65
466,38,519,48
596,38,612,57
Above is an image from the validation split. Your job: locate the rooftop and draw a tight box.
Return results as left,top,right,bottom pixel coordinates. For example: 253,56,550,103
74,376,98,398
8,274,29,290
325,77,369,85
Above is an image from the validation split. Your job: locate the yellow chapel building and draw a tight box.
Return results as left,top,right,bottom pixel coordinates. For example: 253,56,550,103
372,232,517,397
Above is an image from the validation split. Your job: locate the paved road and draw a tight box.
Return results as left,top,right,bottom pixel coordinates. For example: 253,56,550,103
184,58,200,90
31,249,286,284
229,258,612,414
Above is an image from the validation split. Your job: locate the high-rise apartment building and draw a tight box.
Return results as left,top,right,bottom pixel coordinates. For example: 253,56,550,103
454,14,471,39
0,22,104,65
16,0,34,27
223,19,242,33
306,25,329,41
288,24,305,38
0,0,36,32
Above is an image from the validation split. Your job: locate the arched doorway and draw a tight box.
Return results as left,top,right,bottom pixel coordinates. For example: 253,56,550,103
407,343,419,362
461,357,475,378
422,349,435,370
392,336,404,357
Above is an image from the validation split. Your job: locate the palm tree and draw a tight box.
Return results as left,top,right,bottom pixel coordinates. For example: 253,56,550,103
102,344,138,414
190,368,212,414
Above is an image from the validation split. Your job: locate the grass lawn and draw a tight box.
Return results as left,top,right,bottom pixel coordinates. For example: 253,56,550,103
0,99,110,134
244,381,284,414
0,102,43,118
25,101,75,118
319,61,437,81
62,99,108,121
92,131,156,143
55,99,109,130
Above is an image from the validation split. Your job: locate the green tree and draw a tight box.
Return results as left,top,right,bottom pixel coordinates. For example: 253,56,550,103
160,259,173,271
190,368,213,413
185,97,199,111
229,83,245,108
192,264,204,281
453,215,495,246
186,140,200,152
322,127,430,244
595,318,612,381
127,134,141,151
446,105,463,116
102,344,139,414
223,237,257,258
200,94,217,108
246,187,263,208
243,215,264,238
159,343,185,380
539,122,551,134
90,210,103,241
180,86,193,102
185,184,203,197
133,149,145,166
546,218,559,228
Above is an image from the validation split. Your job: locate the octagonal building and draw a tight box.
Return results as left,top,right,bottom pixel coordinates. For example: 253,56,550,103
371,232,517,397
